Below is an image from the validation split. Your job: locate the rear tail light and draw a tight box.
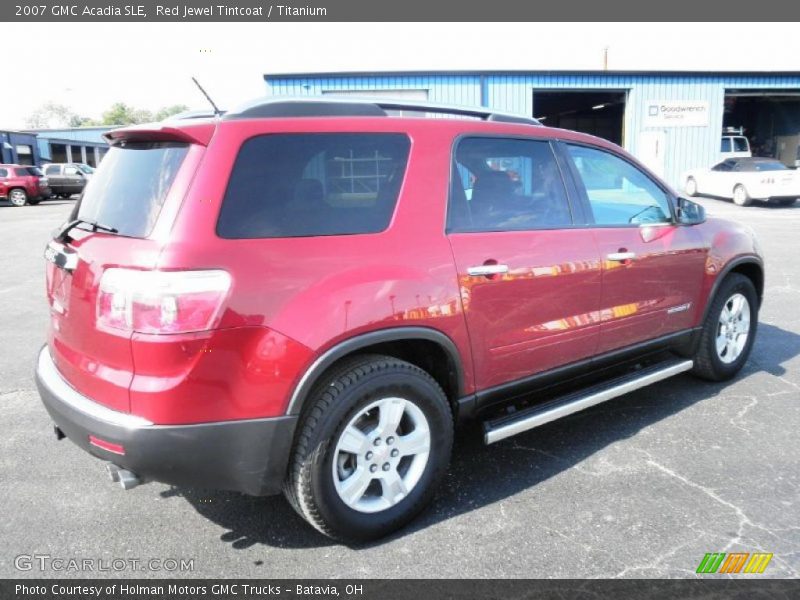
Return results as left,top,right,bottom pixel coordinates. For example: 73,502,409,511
97,269,231,335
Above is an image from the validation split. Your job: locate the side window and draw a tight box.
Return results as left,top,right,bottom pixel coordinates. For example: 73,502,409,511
45,165,60,176
64,166,79,176
566,145,672,226
721,138,732,153
448,137,572,232
217,133,410,239
0,168,7,178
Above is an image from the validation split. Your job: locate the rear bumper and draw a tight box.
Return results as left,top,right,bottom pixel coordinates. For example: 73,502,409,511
35,346,297,496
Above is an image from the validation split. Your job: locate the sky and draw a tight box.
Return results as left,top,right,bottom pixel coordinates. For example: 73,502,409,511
4,22,800,129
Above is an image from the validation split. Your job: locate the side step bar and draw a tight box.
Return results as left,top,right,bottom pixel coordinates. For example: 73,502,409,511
483,358,693,444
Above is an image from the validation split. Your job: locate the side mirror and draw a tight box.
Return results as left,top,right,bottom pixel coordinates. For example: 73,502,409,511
676,197,705,225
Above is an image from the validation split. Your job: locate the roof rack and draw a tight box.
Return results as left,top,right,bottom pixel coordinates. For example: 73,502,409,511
223,96,540,126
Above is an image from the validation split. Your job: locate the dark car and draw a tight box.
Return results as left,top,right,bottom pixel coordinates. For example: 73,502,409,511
42,163,93,198
0,164,50,206
36,98,763,542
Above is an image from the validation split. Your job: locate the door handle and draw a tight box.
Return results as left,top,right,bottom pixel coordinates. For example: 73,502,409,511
606,252,637,261
467,264,509,277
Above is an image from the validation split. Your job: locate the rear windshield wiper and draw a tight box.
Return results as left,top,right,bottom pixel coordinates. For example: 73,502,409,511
55,218,119,242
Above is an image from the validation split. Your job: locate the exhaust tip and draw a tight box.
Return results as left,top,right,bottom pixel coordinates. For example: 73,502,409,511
106,463,141,490
105,463,120,483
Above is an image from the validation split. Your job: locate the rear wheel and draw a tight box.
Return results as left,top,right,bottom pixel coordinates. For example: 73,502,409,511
732,184,752,206
685,177,698,197
692,273,758,381
284,355,453,542
8,188,27,206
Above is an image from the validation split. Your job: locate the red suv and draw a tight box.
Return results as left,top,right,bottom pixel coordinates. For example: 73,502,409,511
0,164,50,206
36,99,763,542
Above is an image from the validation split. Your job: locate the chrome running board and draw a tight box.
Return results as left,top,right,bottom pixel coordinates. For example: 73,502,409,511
483,358,693,444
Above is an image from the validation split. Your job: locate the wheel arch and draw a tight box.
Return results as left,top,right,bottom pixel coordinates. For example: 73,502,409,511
702,257,764,324
285,327,466,418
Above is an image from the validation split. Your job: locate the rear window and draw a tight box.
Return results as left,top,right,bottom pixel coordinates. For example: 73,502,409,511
16,167,42,176
217,133,411,239
733,137,749,152
739,160,788,172
76,142,189,238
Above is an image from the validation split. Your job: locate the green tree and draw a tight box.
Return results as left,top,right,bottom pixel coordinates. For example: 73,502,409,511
101,102,153,126
154,104,189,121
26,103,92,129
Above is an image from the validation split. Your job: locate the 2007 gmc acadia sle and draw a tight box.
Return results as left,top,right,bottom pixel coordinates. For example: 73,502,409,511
35,98,763,542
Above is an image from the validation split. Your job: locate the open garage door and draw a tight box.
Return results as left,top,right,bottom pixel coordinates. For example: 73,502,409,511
532,90,626,145
724,90,800,166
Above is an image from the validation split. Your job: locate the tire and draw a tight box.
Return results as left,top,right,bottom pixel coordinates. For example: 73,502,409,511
685,177,698,197
776,198,797,207
284,354,453,543
732,184,752,207
691,273,758,382
8,188,27,206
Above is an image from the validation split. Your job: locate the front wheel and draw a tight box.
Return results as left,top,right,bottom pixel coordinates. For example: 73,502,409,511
284,355,453,542
8,188,27,206
692,273,758,381
732,184,752,207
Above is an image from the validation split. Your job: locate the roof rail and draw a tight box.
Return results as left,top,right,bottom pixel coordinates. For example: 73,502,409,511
162,109,225,122
223,96,540,125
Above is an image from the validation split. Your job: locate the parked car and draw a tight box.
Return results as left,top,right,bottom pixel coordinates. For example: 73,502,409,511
684,157,799,206
0,164,50,206
42,163,93,198
36,98,764,542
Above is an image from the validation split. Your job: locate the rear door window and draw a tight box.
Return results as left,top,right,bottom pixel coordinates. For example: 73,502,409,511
216,133,411,239
448,137,573,232
76,142,189,238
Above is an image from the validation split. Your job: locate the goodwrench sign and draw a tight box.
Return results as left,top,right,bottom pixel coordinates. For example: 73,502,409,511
644,100,709,127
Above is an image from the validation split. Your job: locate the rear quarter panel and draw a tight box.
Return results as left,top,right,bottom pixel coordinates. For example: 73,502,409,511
156,119,477,415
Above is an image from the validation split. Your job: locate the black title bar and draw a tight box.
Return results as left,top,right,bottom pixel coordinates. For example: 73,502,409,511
4,0,800,21
3,579,800,600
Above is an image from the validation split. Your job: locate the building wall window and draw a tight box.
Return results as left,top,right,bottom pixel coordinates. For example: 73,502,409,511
16,145,34,166
50,143,68,163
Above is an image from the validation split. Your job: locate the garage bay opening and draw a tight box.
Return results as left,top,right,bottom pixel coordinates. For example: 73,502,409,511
532,90,627,145
724,89,800,167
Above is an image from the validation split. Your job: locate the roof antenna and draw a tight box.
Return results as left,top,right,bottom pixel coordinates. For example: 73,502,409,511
191,76,222,116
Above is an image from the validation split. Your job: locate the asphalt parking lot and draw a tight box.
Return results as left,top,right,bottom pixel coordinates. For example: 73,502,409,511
0,196,798,579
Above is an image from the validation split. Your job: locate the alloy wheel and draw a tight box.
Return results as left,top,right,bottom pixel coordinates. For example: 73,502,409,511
716,292,751,364
332,397,431,513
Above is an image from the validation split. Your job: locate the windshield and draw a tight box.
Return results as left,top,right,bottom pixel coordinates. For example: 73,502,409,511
77,164,94,174
76,142,189,238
